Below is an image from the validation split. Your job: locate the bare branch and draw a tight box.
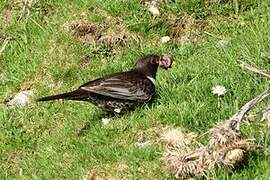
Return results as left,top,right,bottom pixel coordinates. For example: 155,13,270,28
229,88,270,131
239,60,270,80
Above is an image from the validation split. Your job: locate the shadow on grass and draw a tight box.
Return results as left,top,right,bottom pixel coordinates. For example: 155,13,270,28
76,108,136,137
76,109,105,137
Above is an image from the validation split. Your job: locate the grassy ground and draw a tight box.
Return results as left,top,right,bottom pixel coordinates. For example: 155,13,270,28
1,0,270,179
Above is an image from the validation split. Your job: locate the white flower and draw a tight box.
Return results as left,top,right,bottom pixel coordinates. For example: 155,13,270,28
151,0,158,6
114,108,121,113
7,90,33,107
101,118,111,125
211,85,226,96
148,5,160,16
161,36,171,43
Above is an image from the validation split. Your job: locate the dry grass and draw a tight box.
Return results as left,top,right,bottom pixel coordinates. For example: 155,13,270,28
134,126,165,147
261,105,270,127
65,20,104,44
64,11,139,53
163,88,270,179
162,121,256,179
166,14,208,44
83,161,130,180
0,9,12,27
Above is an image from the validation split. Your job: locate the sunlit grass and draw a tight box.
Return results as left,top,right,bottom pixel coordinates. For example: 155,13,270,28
1,0,269,179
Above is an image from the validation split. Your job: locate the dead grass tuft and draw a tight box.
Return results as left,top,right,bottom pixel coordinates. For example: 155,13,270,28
84,170,99,180
166,14,207,44
134,126,164,147
163,88,270,179
161,127,197,147
97,32,129,51
84,161,129,180
0,9,13,28
65,20,104,44
163,125,256,179
261,106,270,127
209,120,239,148
80,55,91,68
68,21,101,37
64,13,138,53
12,0,52,16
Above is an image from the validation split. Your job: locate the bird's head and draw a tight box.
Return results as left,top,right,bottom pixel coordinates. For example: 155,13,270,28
133,54,173,77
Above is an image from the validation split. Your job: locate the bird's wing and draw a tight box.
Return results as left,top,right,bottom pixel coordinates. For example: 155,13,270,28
79,74,155,101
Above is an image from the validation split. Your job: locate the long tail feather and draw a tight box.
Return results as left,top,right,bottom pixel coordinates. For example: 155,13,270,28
37,90,90,102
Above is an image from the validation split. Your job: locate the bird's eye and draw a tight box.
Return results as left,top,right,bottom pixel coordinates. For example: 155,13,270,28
151,58,158,64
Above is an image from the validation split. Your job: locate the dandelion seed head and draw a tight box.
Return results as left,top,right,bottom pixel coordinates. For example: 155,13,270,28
149,5,160,16
211,85,226,96
161,36,171,43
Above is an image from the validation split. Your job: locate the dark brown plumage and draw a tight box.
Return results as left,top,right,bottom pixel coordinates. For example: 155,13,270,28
38,54,173,113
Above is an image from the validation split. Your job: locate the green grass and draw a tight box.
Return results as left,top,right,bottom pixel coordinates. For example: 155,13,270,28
1,0,270,179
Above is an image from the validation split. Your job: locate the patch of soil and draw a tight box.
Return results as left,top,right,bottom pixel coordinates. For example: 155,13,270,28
97,32,129,50
134,126,165,147
66,20,103,44
84,161,129,180
65,16,135,53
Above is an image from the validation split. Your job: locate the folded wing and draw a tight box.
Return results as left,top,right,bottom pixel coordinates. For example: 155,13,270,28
79,73,155,102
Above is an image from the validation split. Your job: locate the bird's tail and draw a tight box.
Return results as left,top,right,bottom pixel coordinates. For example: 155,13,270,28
37,90,90,102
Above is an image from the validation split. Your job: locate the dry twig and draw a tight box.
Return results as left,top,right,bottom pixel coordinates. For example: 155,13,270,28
229,89,270,131
239,60,270,127
239,60,270,80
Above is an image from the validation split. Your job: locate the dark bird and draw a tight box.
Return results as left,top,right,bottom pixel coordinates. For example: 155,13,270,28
38,54,173,113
